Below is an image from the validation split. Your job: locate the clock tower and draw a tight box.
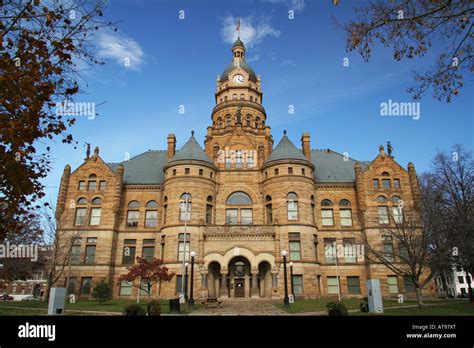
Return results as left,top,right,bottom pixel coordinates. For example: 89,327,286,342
205,37,273,169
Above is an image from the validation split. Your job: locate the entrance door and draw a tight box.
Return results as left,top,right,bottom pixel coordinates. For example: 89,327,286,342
234,278,245,298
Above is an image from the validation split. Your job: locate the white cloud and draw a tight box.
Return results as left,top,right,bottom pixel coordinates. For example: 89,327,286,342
97,29,145,70
261,0,305,12
220,15,280,48
281,60,296,67
247,54,260,62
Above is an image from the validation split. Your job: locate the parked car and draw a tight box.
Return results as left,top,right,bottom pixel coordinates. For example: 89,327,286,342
20,295,40,301
1,294,14,301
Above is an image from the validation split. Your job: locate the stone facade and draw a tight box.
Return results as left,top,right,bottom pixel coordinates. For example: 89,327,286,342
56,38,434,301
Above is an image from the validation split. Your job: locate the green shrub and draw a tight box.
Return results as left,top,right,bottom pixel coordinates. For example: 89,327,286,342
326,301,348,316
146,299,161,316
91,280,112,305
359,297,369,312
124,303,145,316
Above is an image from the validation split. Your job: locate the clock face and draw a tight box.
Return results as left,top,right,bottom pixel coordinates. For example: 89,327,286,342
233,74,244,84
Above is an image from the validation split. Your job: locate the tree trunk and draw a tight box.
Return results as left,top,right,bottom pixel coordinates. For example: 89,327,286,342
415,286,424,309
466,276,474,302
440,273,449,299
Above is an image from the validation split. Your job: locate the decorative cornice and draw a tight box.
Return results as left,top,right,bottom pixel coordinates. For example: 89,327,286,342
123,184,162,191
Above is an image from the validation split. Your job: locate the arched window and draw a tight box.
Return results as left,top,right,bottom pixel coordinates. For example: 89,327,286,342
226,115,232,127
391,196,403,223
265,195,273,224
321,199,333,206
321,199,334,226
232,94,237,100
381,171,390,176
226,192,252,225
240,93,245,100
206,196,213,225
127,201,140,227
246,115,252,127
377,195,387,203
287,192,298,220
145,200,158,227
180,193,192,221
217,117,223,129
339,199,352,227
255,116,260,128
392,196,401,203
75,198,87,226
90,197,102,226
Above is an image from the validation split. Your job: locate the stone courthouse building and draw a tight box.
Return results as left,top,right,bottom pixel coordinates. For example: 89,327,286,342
55,38,431,300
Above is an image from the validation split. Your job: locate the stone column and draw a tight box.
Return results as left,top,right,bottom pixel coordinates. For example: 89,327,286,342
251,272,259,298
200,270,208,299
271,272,279,298
220,272,228,298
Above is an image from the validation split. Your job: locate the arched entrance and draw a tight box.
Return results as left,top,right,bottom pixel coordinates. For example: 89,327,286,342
258,261,272,298
228,256,251,298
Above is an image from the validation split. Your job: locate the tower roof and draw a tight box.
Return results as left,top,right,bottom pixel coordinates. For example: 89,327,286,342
169,132,213,164
264,132,308,164
232,37,245,48
220,60,258,82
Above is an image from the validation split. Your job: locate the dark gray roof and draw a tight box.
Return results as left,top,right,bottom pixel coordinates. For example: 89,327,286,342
221,59,258,82
264,134,309,164
311,149,369,183
107,150,168,184
233,38,245,48
169,135,213,164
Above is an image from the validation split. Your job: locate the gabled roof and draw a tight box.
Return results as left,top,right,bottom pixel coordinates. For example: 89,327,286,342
264,134,308,165
311,149,369,183
108,150,168,184
169,134,213,164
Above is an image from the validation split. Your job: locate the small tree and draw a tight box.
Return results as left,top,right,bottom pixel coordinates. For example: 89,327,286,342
118,257,175,301
92,280,112,305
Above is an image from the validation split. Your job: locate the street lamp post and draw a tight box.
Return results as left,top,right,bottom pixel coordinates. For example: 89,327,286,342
289,262,295,301
184,262,189,302
189,251,196,309
282,250,289,307
179,195,190,303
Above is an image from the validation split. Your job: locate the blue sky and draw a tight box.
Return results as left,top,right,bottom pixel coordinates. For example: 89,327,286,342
41,0,473,203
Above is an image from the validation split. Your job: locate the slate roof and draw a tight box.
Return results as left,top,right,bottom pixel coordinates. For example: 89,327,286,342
106,145,370,185
264,134,308,164
169,134,213,164
311,149,369,183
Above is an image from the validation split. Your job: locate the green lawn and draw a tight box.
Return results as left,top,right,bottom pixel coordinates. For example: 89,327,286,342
0,299,201,315
275,298,473,315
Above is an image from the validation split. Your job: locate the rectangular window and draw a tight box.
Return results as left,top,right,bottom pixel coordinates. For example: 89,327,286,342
378,206,389,224
399,243,408,260
86,237,97,243
180,203,191,221
206,204,213,224
387,275,399,294
176,275,189,295
142,246,155,261
302,168,306,176
173,169,176,176
80,277,92,296
394,179,400,188
347,276,361,294
403,276,415,293
122,240,136,265
235,151,243,168
78,181,86,190
289,241,301,261
274,168,279,175
84,245,96,264
119,281,132,296
288,167,293,174
266,204,273,224
178,235,190,261
71,245,81,265
88,180,97,190
185,168,190,175
89,208,101,226
99,180,106,190
292,275,303,295
327,276,339,295
373,179,379,189
339,209,352,226
67,277,76,294
127,211,139,227
324,238,336,263
226,209,238,225
382,179,391,189
383,235,394,262
75,208,87,226
199,169,203,176
458,276,464,284
225,157,231,169
392,206,403,224
343,238,356,263
247,154,254,168
321,209,334,226
145,210,158,227
241,209,253,225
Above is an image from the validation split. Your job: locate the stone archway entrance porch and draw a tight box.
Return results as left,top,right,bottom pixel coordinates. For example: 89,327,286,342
202,247,278,299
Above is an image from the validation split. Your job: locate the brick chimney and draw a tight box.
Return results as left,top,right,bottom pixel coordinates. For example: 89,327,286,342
301,132,311,160
167,134,176,159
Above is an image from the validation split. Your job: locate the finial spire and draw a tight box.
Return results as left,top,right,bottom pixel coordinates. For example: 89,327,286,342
191,130,195,137
283,130,287,136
